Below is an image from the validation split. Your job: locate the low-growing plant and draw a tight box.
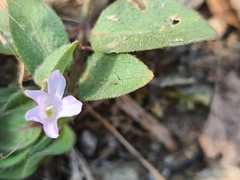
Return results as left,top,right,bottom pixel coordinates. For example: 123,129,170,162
0,0,216,179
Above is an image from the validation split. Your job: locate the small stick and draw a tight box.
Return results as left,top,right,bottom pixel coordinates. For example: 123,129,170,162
116,95,178,152
83,102,166,180
78,100,107,118
74,147,95,180
69,148,83,180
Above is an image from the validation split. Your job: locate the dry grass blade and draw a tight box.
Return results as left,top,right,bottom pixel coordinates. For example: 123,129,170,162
83,102,166,180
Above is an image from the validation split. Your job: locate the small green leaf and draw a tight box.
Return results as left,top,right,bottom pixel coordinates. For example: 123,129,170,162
8,0,68,74
78,53,153,101
90,0,216,53
0,102,41,152
30,135,52,154
1,88,31,112
0,87,19,110
23,125,74,177
34,41,77,86
0,149,30,168
0,3,16,55
0,161,30,180
0,125,74,179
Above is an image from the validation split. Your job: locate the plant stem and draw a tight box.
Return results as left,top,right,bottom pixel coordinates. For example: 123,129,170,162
66,0,92,94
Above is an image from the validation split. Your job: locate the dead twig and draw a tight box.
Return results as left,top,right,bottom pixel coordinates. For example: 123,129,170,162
74,147,95,180
116,95,178,152
69,148,83,180
79,100,107,118
69,147,95,180
84,102,166,180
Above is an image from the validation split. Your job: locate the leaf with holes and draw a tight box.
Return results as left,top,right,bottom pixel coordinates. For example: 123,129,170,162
78,53,153,101
90,0,216,53
8,0,68,75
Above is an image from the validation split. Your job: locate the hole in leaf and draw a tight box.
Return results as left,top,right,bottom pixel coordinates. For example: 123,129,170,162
169,15,181,27
172,19,179,25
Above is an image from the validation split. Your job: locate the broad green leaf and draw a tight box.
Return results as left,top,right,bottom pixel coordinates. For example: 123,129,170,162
23,125,74,177
0,102,41,152
90,0,216,53
0,149,29,168
34,41,78,86
8,0,68,75
78,53,153,101
0,1,16,55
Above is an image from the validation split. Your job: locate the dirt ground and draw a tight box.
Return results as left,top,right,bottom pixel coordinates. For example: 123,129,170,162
1,0,240,180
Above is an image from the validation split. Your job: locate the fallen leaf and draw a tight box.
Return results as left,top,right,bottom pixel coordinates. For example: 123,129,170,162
200,72,240,166
230,0,240,22
206,0,240,30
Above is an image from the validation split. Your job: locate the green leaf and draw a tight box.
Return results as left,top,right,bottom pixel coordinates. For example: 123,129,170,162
0,161,30,180
0,2,16,55
0,125,74,179
0,87,19,110
30,135,52,154
34,41,78,86
78,53,153,101
1,88,31,112
0,102,41,152
8,0,68,75
0,149,30,168
23,125,74,177
90,0,216,53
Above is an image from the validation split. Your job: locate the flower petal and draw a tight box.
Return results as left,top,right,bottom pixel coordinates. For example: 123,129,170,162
58,95,82,118
25,90,48,104
43,121,59,138
48,70,66,99
25,106,43,123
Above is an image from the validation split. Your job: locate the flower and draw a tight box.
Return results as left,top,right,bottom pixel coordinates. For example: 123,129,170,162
24,70,82,138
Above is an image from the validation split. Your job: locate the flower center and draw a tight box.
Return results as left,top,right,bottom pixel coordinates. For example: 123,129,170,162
44,105,54,118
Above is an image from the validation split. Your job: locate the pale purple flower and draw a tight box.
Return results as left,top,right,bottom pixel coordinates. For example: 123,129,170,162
25,70,82,139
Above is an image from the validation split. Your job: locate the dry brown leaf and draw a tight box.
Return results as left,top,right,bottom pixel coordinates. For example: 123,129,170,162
200,72,240,166
208,16,228,38
206,0,240,30
230,0,240,21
